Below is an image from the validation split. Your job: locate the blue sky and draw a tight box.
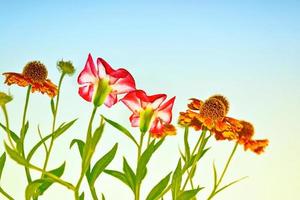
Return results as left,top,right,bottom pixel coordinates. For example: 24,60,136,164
0,1,300,200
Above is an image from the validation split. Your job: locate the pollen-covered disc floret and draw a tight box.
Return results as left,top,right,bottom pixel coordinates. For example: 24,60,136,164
23,61,48,83
200,97,227,121
209,95,229,114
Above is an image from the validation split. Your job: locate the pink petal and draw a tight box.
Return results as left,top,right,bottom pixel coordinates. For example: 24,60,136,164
78,84,94,102
157,97,176,123
150,118,163,134
110,69,136,94
135,91,166,109
78,54,99,84
129,113,140,127
104,93,118,108
97,58,114,78
121,90,142,112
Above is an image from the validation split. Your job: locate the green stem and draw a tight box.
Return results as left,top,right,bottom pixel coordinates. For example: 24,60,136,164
21,86,32,183
0,187,14,200
75,106,98,199
1,106,15,149
181,130,207,191
207,142,239,200
135,131,145,200
41,73,65,175
89,183,98,200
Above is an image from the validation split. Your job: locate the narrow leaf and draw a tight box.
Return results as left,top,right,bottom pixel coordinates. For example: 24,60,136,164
184,127,190,162
91,120,105,150
171,159,182,199
38,162,66,195
25,179,44,200
123,157,136,191
4,142,28,166
0,153,6,179
102,116,138,146
177,188,202,200
70,139,85,158
213,162,218,187
50,98,55,116
79,192,85,200
53,119,77,139
104,169,131,188
101,193,105,200
215,176,248,196
89,143,118,185
146,172,172,200
0,123,20,144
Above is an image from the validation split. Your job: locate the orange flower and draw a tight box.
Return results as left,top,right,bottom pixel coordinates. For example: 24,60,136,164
3,61,58,97
237,121,269,154
178,95,268,154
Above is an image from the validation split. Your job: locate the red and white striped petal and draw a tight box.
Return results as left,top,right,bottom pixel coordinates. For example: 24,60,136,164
78,54,98,84
78,84,94,102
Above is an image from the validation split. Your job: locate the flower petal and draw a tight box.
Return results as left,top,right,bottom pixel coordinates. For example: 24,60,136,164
110,69,136,94
129,113,140,127
78,84,94,102
157,97,175,123
121,90,142,112
104,93,118,108
78,54,98,84
97,57,112,79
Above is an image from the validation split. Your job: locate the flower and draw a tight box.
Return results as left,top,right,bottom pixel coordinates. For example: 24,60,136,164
121,90,176,138
237,121,269,154
0,92,13,106
57,60,75,76
2,61,58,97
77,54,136,107
179,96,268,154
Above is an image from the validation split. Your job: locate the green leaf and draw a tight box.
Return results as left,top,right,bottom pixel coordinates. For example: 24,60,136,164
184,127,190,162
122,157,136,191
25,179,45,200
136,139,164,184
101,193,105,200
0,153,6,179
171,159,182,199
4,142,28,166
38,162,66,195
146,172,172,200
89,143,118,185
179,148,186,162
70,139,85,158
0,123,20,144
177,188,202,200
91,120,105,150
27,119,77,162
50,98,55,116
53,119,77,139
102,116,138,146
79,192,85,200
213,162,218,187
215,176,248,196
104,169,131,189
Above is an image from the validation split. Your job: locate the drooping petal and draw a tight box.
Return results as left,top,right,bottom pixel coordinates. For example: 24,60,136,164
129,113,140,127
104,93,118,108
78,54,98,84
157,97,175,123
78,84,94,102
188,98,203,110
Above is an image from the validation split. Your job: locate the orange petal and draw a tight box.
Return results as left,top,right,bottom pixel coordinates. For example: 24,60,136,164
188,98,203,110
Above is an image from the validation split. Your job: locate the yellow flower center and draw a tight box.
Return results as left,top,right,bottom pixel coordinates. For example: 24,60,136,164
200,97,226,121
23,61,48,82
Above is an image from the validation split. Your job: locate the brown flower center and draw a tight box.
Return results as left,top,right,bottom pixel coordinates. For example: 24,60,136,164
239,121,254,140
23,61,48,82
200,97,226,121
209,95,229,114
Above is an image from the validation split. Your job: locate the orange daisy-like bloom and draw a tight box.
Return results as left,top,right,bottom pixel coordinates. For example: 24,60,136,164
3,61,58,97
179,95,268,154
237,121,269,154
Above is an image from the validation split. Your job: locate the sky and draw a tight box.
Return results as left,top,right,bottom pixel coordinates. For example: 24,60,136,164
0,1,300,200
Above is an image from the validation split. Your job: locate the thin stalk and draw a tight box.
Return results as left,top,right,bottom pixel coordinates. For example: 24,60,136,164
74,106,98,199
0,187,14,200
41,73,65,175
135,131,145,200
181,130,207,191
207,142,239,200
1,106,15,149
88,184,98,200
21,86,32,183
